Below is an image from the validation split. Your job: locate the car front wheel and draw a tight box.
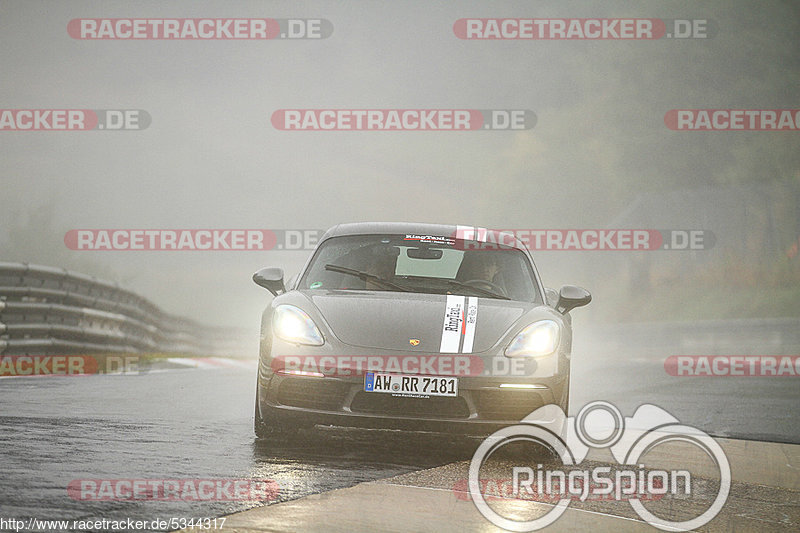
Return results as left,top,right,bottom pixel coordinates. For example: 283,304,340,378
254,379,301,442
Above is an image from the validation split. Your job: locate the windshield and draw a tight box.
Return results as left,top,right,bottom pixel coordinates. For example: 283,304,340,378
299,234,540,302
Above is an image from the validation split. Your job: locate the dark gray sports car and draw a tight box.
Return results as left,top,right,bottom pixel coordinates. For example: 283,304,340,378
253,222,590,437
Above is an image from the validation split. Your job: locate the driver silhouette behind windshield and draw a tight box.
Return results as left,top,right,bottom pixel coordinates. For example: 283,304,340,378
457,252,500,284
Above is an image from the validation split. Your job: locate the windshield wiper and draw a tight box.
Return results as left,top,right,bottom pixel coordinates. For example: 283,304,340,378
324,264,410,292
444,279,510,300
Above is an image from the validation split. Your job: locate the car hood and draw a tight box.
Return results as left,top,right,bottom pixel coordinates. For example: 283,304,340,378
306,290,533,353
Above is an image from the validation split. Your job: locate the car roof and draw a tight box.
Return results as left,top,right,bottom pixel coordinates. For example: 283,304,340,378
320,222,529,252
323,221,456,239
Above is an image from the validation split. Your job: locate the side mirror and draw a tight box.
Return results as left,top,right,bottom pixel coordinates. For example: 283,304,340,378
556,285,591,314
253,267,285,296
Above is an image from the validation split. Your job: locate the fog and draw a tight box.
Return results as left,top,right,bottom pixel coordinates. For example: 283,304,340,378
1,0,798,331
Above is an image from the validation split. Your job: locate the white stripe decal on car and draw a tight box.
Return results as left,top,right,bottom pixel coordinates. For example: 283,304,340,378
455,225,488,243
455,225,472,241
440,294,465,353
462,297,478,353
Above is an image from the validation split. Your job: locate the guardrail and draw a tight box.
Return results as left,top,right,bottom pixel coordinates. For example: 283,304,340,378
0,262,251,357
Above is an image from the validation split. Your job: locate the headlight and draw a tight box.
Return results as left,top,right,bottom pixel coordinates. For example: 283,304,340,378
505,320,560,357
272,305,324,346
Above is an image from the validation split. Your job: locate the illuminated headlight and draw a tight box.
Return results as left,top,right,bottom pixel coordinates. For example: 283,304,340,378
505,320,560,357
272,305,324,346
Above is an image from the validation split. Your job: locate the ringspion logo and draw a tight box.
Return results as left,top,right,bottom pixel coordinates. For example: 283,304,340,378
453,477,666,503
0,109,149,131
271,109,536,130
469,401,730,531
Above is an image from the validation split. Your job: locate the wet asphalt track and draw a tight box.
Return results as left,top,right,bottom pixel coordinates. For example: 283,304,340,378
0,326,798,531
0,366,482,531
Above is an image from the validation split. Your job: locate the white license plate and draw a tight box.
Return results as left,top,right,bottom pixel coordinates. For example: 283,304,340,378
364,372,458,397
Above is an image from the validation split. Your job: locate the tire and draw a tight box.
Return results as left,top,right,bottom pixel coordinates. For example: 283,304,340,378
254,379,300,442
254,386,272,439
